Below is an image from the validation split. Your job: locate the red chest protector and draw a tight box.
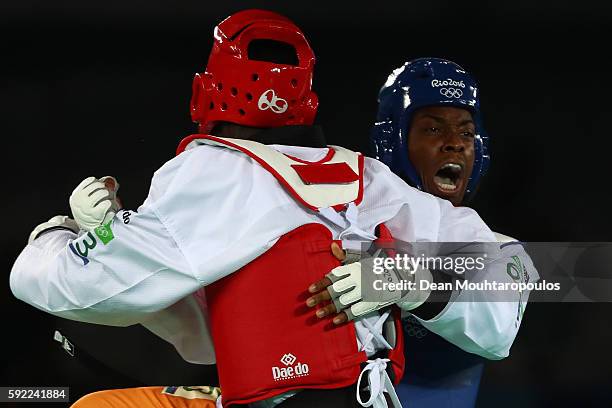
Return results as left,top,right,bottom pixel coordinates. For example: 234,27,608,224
179,135,405,406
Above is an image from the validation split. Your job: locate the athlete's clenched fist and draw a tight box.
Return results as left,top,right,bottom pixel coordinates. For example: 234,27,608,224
69,176,121,231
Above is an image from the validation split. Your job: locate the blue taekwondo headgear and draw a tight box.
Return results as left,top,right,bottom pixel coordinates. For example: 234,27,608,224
370,58,490,194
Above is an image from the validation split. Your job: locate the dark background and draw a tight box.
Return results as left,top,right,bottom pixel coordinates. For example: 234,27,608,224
2,1,611,407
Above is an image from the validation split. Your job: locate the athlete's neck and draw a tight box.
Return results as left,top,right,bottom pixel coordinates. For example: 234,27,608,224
209,123,327,148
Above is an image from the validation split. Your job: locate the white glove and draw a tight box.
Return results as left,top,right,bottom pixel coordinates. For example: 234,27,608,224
69,176,120,231
28,215,79,243
326,254,432,320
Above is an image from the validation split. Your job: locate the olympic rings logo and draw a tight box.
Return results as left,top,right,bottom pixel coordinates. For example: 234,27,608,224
95,226,109,238
258,89,288,114
439,87,463,98
403,316,428,339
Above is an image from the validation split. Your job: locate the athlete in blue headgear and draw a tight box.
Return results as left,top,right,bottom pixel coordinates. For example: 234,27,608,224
305,57,535,408
371,58,493,406
371,57,489,206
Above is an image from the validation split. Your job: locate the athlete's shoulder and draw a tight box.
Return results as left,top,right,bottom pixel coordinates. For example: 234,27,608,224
144,141,251,208
362,157,439,204
363,155,391,175
143,150,191,207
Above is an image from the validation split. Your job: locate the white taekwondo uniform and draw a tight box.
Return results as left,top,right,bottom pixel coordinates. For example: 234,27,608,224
11,139,537,372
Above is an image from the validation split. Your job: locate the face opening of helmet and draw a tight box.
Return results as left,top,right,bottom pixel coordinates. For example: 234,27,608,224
406,106,475,206
247,39,300,66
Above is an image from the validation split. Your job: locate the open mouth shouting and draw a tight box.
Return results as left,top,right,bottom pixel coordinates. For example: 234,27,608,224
432,162,464,195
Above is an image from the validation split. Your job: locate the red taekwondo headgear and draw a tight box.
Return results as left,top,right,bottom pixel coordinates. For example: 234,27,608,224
190,9,319,133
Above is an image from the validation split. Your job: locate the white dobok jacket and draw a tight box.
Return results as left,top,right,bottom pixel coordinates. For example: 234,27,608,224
10,139,538,365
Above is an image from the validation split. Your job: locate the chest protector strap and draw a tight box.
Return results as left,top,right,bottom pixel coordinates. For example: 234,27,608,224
177,134,364,210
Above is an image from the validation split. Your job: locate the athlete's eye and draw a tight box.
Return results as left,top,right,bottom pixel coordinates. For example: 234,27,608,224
461,131,475,138
425,127,440,134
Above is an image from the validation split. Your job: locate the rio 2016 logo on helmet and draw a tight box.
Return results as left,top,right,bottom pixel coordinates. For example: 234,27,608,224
370,58,490,195
190,9,319,133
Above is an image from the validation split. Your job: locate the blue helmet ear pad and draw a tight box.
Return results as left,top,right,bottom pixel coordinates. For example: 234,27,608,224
371,119,423,189
370,120,395,169
466,135,484,194
465,113,490,194
394,109,425,189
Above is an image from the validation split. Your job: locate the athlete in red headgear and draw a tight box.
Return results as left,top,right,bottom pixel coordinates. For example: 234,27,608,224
189,9,318,133
11,10,536,408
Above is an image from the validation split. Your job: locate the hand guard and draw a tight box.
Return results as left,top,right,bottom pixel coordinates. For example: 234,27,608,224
326,255,433,320
69,176,120,231
28,215,79,243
